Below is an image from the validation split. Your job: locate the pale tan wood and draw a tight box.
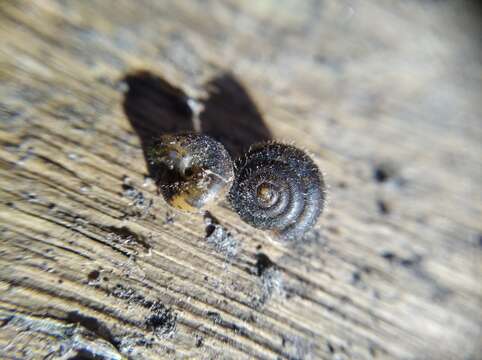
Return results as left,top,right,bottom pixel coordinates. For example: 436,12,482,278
0,1,481,359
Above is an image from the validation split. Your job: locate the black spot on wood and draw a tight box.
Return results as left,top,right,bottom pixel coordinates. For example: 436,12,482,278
255,253,274,277
87,270,100,281
381,251,395,262
381,252,422,268
195,334,204,348
145,303,177,337
351,271,361,285
327,341,335,354
203,211,238,258
205,224,216,237
206,311,221,324
373,163,396,183
400,255,422,268
377,199,390,215
110,284,177,338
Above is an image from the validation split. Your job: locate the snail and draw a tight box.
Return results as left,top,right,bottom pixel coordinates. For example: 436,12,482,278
229,142,325,241
148,134,234,211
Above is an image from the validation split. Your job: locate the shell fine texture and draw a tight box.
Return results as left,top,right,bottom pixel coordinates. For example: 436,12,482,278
229,142,325,241
148,134,234,211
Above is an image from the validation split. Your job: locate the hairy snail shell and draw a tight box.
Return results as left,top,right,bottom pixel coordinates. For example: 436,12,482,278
148,134,234,211
229,142,325,241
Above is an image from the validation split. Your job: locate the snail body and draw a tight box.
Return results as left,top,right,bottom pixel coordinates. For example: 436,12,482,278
229,142,325,241
148,134,234,211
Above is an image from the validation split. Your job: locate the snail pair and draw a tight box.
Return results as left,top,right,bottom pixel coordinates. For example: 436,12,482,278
148,134,326,241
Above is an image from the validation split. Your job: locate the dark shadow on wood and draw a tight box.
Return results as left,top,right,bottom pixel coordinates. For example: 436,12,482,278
122,71,272,179
201,73,272,158
122,71,193,178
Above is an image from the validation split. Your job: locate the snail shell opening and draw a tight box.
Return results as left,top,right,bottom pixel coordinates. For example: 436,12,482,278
229,142,325,241
148,134,234,211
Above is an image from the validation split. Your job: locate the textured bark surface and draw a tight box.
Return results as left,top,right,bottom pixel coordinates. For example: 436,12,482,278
0,1,481,359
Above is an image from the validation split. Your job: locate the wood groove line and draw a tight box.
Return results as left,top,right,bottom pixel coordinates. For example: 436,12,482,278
2,177,411,351
5,229,94,261
9,207,132,259
0,275,282,359
0,303,194,359
2,215,318,358
1,196,330,356
0,167,128,218
0,169,456,358
3,212,322,352
1,209,314,358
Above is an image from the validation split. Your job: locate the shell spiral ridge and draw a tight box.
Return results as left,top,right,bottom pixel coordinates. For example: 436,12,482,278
229,142,325,241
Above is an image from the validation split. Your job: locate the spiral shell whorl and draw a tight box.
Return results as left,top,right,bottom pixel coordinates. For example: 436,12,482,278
229,143,325,241
149,134,234,211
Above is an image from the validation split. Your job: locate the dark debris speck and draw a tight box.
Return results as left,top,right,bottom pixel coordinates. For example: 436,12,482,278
203,211,238,259
111,284,177,339
252,253,285,306
195,334,204,348
145,303,177,337
121,176,153,213
376,199,390,215
165,211,175,224
373,163,396,183
381,252,422,268
255,253,274,276
206,311,221,323
87,270,100,282
351,271,361,285
381,251,396,262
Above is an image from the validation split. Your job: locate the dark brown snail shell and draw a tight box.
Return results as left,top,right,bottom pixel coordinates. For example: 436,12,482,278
148,134,234,211
229,142,325,241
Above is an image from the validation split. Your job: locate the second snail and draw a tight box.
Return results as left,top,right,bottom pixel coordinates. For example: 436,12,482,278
149,134,325,241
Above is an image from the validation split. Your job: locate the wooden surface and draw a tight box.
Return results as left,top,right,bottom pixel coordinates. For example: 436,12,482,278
0,1,481,359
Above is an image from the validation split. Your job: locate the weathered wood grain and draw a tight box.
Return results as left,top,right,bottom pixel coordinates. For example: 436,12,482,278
0,1,481,359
